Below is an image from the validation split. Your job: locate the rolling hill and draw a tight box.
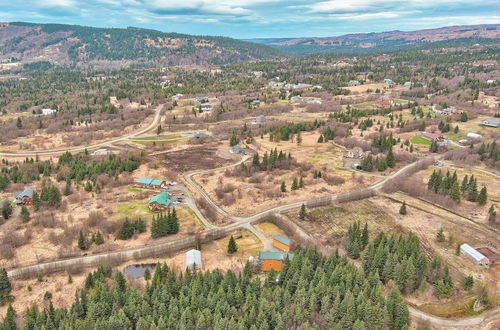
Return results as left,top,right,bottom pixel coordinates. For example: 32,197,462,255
0,22,285,69
246,24,500,54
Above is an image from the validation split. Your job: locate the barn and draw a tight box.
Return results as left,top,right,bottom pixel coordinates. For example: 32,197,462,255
273,235,293,252
258,251,295,271
149,192,171,211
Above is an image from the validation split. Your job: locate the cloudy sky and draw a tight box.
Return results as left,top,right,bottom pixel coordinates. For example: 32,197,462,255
0,0,498,38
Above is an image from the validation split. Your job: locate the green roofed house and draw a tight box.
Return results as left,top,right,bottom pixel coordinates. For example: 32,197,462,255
149,192,171,211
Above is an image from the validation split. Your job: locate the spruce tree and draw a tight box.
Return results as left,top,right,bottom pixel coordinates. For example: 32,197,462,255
299,176,304,188
78,231,88,250
227,236,238,254
399,201,407,215
291,178,298,191
0,268,13,305
20,205,30,222
280,181,286,192
460,175,468,193
436,228,445,242
386,147,395,168
32,191,41,211
2,305,16,330
477,186,488,205
488,205,496,223
299,203,307,220
467,177,478,202
450,181,461,203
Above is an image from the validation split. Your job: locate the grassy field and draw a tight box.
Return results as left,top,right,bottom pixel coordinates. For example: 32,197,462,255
254,222,286,241
219,230,263,258
132,134,181,141
353,101,374,107
417,292,481,318
115,200,152,217
0,112,30,121
410,135,432,146
130,138,188,145
445,132,465,142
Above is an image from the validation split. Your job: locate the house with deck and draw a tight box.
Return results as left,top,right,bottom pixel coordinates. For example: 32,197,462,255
15,189,34,205
149,192,171,212
258,251,295,271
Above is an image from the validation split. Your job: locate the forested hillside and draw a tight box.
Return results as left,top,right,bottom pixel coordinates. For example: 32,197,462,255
0,248,411,329
0,22,284,68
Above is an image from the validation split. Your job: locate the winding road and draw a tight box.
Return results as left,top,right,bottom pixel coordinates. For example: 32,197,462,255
2,120,499,326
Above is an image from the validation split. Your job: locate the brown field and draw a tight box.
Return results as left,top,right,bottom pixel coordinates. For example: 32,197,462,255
191,132,381,217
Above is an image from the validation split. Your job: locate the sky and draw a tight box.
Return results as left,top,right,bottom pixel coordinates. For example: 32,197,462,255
0,0,498,39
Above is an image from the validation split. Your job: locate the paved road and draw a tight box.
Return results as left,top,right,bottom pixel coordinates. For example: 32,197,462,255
0,104,163,157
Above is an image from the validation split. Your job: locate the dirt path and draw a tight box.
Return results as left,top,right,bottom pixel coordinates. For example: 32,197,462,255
409,306,500,327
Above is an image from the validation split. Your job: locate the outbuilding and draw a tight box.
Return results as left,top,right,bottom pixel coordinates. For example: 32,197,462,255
480,119,500,128
186,249,202,270
460,243,490,267
466,132,482,139
273,235,293,252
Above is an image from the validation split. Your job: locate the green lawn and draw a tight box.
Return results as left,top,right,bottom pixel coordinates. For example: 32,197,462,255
132,134,181,141
445,132,465,142
410,135,432,146
353,101,374,107
115,200,152,217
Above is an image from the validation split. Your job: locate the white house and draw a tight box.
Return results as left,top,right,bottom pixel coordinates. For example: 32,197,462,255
460,244,490,267
185,249,202,270
41,108,57,116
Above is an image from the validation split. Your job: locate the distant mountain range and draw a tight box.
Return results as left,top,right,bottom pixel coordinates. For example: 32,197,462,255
1,22,499,70
0,22,284,69
246,24,500,54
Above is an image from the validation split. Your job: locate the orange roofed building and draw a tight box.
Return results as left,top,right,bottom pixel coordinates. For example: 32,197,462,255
273,235,293,252
258,251,295,271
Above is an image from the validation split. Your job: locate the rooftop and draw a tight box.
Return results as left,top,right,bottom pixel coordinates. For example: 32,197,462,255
149,191,171,206
273,235,292,246
461,243,488,261
258,251,295,261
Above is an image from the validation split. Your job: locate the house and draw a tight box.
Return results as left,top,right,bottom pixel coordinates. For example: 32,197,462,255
290,96,322,104
15,189,34,205
404,81,413,87
149,192,171,211
251,100,261,106
460,244,490,267
194,97,209,103
376,96,393,108
256,115,266,123
41,108,57,116
258,251,295,271
134,178,167,189
467,132,482,139
193,104,213,112
194,132,209,139
230,143,246,155
480,118,500,128
347,147,364,158
441,107,458,116
422,132,444,142
348,80,359,86
185,249,202,270
384,78,394,85
273,235,293,252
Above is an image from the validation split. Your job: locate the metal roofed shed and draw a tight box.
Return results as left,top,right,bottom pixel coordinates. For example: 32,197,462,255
186,249,202,270
460,244,490,267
